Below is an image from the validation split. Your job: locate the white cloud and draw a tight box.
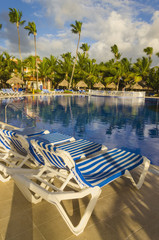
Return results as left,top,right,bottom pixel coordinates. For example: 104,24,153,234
36,36,76,58
1,0,159,65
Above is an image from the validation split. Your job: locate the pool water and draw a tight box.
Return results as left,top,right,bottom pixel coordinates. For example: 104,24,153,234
0,95,159,166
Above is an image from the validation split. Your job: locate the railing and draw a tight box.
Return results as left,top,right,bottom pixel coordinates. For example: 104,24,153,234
88,90,146,98
5,102,36,126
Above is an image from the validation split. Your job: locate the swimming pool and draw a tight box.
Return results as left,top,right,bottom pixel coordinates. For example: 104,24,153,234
0,95,159,166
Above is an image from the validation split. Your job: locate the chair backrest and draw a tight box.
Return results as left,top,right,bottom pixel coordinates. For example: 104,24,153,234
0,129,29,156
0,129,12,150
30,139,89,188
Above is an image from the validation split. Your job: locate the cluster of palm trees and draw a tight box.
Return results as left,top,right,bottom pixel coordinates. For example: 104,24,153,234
0,8,159,92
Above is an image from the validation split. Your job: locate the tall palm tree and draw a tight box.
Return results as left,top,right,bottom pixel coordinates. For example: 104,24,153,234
69,20,82,89
8,8,25,79
80,43,90,57
143,47,153,59
111,44,121,62
143,47,153,66
24,21,38,89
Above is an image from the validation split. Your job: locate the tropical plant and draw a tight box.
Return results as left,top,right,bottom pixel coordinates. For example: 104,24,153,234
0,51,16,87
0,24,2,29
57,52,73,84
83,58,99,88
69,20,82,89
8,8,25,78
24,21,38,89
46,55,58,87
143,47,153,61
156,52,159,58
23,55,36,82
147,67,159,92
80,43,90,57
132,57,151,83
38,57,50,87
111,44,121,62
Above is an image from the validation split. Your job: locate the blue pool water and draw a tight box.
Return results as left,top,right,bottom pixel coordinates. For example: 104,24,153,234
0,95,159,166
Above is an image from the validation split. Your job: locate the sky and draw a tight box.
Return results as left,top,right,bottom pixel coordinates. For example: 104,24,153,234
0,0,159,65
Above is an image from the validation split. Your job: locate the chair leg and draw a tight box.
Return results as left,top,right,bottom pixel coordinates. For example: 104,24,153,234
11,173,101,235
12,173,42,204
53,187,102,236
0,164,11,182
124,157,150,189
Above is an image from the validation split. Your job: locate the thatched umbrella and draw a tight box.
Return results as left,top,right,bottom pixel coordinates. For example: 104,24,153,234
125,84,131,90
106,82,116,89
6,76,24,85
131,83,144,90
58,79,69,88
93,82,105,89
76,80,88,88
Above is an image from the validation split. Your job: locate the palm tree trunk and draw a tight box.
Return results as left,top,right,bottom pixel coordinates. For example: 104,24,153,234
34,34,38,89
117,76,121,91
17,25,23,80
65,72,68,81
69,33,81,89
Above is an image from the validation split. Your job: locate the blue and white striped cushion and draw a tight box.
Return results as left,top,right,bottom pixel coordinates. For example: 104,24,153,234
1,129,28,156
76,148,144,187
57,139,104,160
30,132,73,145
30,140,66,168
0,129,14,150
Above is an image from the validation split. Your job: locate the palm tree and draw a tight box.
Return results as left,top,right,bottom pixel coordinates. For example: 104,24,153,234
148,66,159,92
85,58,99,88
80,43,90,57
132,57,150,84
58,52,73,82
143,47,153,59
24,21,38,89
0,24,2,29
38,57,50,87
46,55,58,88
69,20,82,89
0,51,16,87
8,8,25,79
111,44,121,62
23,55,36,83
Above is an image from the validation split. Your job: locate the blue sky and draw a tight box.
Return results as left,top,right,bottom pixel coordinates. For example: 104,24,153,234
0,0,159,64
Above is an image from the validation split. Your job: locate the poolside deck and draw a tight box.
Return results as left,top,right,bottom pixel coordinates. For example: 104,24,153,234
0,168,158,240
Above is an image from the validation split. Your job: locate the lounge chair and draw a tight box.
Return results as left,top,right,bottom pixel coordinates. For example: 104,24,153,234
0,127,50,181
0,128,75,182
10,139,150,235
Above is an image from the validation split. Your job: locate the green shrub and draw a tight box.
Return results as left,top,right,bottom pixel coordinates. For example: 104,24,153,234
34,89,41,93
64,90,72,93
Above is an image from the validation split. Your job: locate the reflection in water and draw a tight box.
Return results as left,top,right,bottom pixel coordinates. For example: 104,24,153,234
0,95,159,165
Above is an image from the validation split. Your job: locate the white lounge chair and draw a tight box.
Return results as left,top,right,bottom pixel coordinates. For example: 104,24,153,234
0,128,75,182
9,139,150,235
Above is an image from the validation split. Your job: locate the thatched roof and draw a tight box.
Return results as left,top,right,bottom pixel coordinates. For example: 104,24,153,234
131,83,144,90
93,82,105,89
76,80,88,88
125,84,131,89
126,82,153,91
58,79,69,87
6,77,24,85
106,82,116,89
